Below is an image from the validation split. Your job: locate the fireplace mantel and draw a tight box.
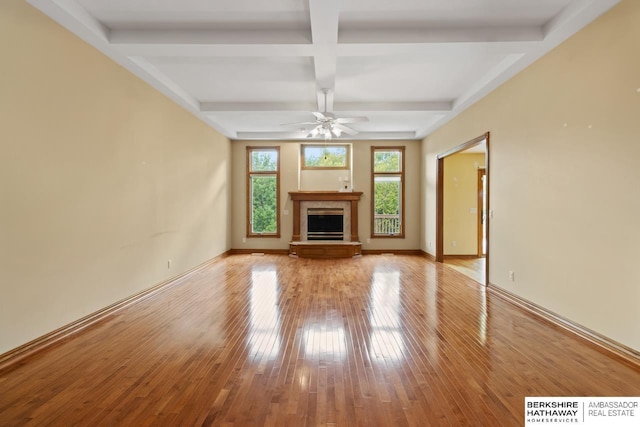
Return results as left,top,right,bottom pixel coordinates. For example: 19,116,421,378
288,191,363,243
289,191,363,202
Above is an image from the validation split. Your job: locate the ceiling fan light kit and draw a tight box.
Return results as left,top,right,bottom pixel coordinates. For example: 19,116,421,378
283,89,368,140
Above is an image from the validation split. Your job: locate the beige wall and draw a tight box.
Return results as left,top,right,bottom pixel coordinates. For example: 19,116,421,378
0,1,231,354
422,0,640,351
232,140,421,251
444,153,485,255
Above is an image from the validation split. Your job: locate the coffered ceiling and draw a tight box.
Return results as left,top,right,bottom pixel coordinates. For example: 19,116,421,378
28,0,620,141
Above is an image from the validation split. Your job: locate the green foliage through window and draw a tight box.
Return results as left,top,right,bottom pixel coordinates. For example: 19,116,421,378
374,177,401,215
247,147,279,236
251,175,277,233
302,145,349,169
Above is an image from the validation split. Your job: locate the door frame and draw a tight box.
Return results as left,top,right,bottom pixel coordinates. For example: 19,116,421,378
477,168,486,257
436,132,490,284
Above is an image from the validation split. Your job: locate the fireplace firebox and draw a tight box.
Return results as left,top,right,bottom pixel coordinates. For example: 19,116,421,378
307,208,344,240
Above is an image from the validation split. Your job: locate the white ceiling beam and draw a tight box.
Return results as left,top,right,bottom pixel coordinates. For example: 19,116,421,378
110,29,541,60
201,102,318,112
236,132,313,140
28,0,110,43
114,39,537,60
339,26,543,44
114,44,314,58
309,0,340,111
341,131,417,140
200,101,451,113
336,102,452,112
337,41,539,57
236,131,417,140
109,29,311,45
543,0,621,40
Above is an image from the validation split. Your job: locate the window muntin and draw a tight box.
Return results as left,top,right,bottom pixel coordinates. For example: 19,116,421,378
371,147,405,238
301,144,350,169
247,147,280,237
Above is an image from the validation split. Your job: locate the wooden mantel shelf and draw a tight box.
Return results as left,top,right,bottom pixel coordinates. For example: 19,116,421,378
288,191,363,250
288,191,363,201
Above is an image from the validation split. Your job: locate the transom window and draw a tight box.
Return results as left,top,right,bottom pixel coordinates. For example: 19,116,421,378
301,144,350,169
247,147,280,237
371,147,405,238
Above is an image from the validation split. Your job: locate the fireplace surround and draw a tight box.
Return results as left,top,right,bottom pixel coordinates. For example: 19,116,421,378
288,191,363,258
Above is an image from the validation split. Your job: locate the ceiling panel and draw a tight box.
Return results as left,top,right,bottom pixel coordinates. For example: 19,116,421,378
340,0,572,27
335,53,507,102
147,56,317,102
77,0,310,30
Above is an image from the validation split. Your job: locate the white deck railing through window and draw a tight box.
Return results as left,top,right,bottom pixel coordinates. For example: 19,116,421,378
373,214,400,234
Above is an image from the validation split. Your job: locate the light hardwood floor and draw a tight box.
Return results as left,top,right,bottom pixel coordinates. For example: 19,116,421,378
443,257,486,285
1,255,638,426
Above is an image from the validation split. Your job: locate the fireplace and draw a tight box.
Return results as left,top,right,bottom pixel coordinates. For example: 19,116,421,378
307,208,344,240
288,191,363,258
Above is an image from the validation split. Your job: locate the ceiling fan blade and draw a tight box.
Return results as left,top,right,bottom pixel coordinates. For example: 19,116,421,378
312,112,327,120
333,123,358,136
335,117,369,124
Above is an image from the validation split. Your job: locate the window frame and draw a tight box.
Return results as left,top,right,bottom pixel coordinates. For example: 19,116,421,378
371,146,405,238
300,144,351,170
246,146,281,238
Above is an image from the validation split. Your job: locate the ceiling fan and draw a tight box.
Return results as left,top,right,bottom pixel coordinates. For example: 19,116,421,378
282,90,368,140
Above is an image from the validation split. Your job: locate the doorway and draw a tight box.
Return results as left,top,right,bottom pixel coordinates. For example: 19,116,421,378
436,133,490,285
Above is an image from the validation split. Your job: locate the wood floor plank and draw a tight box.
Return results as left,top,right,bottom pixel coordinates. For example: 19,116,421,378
1,254,639,426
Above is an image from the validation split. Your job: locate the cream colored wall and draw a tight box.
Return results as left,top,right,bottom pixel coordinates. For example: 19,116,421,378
300,169,352,192
232,140,421,251
422,0,640,351
0,0,231,354
443,154,485,255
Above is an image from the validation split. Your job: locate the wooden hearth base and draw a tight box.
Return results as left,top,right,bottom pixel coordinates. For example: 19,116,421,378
289,241,362,259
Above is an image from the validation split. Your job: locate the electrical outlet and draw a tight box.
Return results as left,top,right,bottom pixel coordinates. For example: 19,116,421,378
168,259,172,269
509,271,515,281
242,237,246,243
452,240,457,247
366,238,371,244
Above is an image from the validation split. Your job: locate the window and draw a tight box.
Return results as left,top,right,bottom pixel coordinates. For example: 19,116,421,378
371,146,405,237
301,144,350,169
247,147,280,237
